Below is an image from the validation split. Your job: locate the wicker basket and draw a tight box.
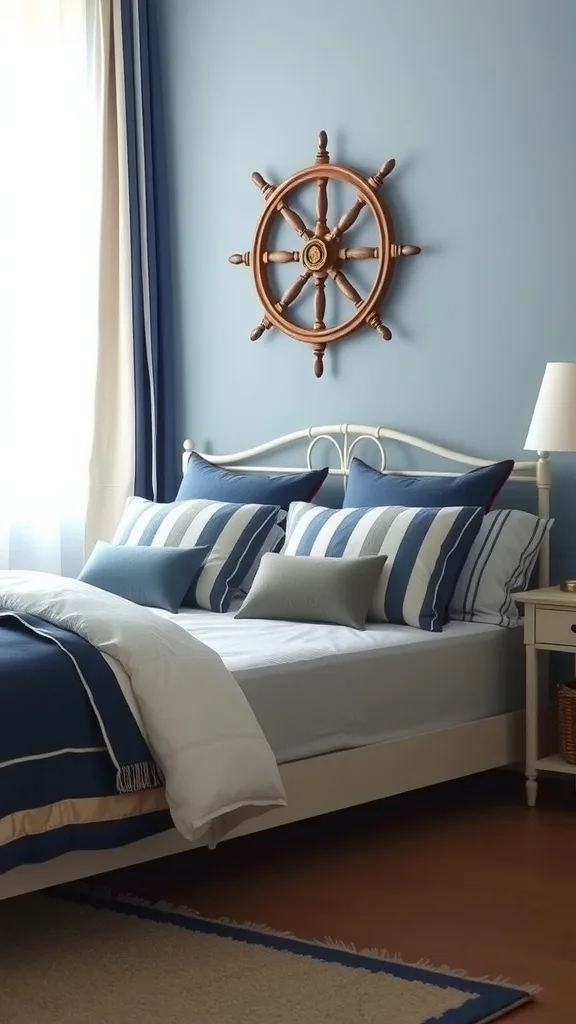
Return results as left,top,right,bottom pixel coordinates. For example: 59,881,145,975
558,682,576,764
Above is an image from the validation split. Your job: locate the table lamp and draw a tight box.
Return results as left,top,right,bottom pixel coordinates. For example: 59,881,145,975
525,362,576,591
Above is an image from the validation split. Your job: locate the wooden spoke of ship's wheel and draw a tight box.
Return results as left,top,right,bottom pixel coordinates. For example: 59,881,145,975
250,270,312,341
315,177,328,237
232,250,301,266
276,199,313,241
328,199,366,244
328,268,392,340
313,277,326,330
264,250,301,264
328,268,364,308
252,171,312,240
328,159,396,243
275,270,312,313
250,270,311,340
313,276,327,376
339,246,379,260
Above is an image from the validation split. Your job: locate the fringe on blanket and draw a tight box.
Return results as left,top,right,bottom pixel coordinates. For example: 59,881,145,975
116,761,164,794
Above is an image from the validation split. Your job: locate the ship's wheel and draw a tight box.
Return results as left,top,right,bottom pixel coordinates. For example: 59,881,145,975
229,130,421,378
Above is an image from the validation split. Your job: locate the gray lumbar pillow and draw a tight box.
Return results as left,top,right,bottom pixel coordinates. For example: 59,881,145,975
235,552,387,630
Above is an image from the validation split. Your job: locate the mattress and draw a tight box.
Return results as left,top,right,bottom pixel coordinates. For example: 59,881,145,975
154,608,525,765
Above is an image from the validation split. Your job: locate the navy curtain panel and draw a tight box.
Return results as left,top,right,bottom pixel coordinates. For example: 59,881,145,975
119,0,177,502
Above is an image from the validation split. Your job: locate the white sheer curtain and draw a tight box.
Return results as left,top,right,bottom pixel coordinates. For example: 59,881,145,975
0,0,105,575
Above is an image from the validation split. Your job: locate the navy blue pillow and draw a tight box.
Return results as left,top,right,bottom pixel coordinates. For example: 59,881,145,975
176,452,329,510
343,457,514,512
78,541,209,613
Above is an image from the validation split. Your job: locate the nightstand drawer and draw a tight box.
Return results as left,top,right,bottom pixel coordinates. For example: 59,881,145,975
535,608,576,647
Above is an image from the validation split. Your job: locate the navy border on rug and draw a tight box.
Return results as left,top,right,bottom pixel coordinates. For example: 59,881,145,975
54,887,533,1023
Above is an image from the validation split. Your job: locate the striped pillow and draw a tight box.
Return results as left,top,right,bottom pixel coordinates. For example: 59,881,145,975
283,502,484,632
449,509,553,628
112,497,283,612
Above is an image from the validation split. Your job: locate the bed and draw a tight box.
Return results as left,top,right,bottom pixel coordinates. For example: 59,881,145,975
0,424,551,900
158,606,526,764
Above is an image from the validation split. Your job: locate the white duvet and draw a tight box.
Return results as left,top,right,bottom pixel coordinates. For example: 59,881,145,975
0,571,286,845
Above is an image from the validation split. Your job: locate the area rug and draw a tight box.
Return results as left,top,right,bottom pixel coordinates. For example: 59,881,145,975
0,888,534,1024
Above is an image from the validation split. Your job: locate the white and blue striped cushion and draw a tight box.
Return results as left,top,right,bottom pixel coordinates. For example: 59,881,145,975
449,509,553,628
283,502,484,631
112,497,283,612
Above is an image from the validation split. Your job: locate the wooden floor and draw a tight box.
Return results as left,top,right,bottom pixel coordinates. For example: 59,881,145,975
101,771,576,1022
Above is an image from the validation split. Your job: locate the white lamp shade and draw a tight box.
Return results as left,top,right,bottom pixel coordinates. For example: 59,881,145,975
525,362,576,452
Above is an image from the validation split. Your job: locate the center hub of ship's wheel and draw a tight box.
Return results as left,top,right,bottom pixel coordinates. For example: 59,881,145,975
302,238,329,272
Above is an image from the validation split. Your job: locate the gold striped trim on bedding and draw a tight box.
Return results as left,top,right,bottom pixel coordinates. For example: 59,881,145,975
0,789,169,848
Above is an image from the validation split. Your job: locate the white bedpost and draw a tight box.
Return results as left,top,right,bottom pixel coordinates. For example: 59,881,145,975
536,451,551,588
182,439,194,475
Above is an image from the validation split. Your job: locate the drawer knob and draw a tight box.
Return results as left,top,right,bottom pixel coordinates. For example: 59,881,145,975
571,625,576,634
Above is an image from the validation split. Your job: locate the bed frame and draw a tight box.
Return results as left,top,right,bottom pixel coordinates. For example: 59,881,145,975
0,424,551,900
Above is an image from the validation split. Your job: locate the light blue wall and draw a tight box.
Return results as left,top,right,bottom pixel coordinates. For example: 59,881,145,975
157,0,576,576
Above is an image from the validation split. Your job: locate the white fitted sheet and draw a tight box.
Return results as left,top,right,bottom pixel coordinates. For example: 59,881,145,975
153,607,525,765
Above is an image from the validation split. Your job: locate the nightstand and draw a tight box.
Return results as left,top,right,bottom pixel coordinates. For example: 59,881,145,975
521,585,576,806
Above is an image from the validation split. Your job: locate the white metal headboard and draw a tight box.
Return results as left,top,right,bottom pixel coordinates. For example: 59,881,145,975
182,423,551,587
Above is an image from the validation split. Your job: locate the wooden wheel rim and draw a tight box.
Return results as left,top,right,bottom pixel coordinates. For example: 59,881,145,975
251,164,395,346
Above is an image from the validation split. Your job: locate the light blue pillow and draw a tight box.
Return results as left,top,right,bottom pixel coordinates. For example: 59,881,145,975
79,541,209,613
